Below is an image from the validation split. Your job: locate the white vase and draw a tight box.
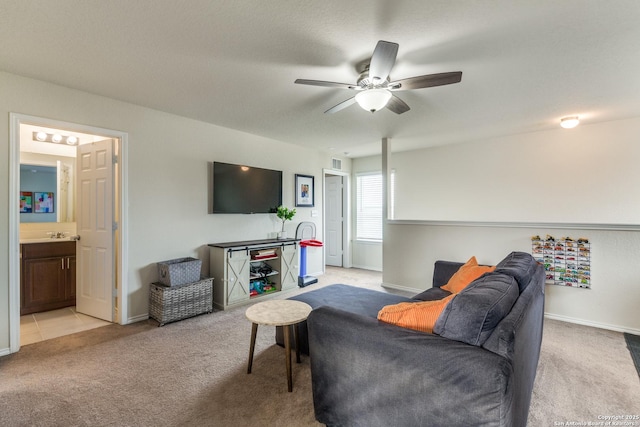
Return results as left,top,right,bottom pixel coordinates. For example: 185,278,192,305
278,231,287,239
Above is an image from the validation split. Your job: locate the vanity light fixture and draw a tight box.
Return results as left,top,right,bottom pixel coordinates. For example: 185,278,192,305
32,131,81,146
560,116,580,129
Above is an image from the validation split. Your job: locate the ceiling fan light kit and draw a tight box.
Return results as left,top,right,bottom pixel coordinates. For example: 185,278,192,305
295,40,462,115
355,89,392,112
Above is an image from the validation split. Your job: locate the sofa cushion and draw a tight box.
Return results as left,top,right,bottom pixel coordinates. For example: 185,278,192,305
288,284,413,318
494,251,539,292
276,284,414,355
377,294,455,333
412,287,452,301
433,272,519,346
441,256,495,294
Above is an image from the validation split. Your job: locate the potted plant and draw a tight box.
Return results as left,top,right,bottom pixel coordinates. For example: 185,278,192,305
276,205,296,239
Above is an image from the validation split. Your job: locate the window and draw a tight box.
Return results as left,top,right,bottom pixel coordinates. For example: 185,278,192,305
356,173,383,241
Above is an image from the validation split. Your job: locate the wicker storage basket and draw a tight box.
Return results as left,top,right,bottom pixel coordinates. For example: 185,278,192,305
149,278,213,326
157,257,202,286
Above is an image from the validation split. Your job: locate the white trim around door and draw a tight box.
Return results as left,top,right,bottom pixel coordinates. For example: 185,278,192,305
323,168,351,269
8,113,129,354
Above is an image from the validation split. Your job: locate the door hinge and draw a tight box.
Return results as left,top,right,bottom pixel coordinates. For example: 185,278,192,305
113,222,118,231
113,155,119,164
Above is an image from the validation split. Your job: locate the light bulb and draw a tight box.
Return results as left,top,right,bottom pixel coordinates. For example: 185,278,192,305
36,132,47,141
560,116,580,129
66,136,78,145
52,134,63,143
355,89,392,112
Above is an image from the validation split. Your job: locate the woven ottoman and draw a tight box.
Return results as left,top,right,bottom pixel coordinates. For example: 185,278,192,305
149,278,213,326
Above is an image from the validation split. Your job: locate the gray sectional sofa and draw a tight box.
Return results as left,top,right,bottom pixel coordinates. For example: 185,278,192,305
279,251,545,427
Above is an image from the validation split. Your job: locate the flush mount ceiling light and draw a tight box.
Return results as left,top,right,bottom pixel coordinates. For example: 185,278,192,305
32,131,81,146
355,89,392,113
560,116,580,129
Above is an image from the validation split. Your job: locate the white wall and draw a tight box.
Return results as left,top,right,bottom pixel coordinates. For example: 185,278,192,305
391,117,640,224
384,222,640,333
382,118,640,333
0,71,344,353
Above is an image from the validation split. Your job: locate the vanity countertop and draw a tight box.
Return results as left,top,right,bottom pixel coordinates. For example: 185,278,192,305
20,237,74,244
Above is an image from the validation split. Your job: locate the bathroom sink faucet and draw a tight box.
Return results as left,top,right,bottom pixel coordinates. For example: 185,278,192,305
47,231,67,239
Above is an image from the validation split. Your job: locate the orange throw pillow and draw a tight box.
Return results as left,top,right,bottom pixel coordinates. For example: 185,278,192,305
378,294,456,333
441,256,495,294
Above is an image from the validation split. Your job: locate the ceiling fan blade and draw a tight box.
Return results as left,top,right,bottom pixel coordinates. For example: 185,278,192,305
295,79,358,90
386,95,410,114
369,41,399,84
389,71,462,90
324,97,357,114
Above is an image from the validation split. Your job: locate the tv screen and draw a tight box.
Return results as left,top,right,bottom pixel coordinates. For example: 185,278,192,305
211,162,282,214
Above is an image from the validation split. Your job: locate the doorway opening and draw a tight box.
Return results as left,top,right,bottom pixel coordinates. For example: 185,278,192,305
323,169,350,269
8,113,129,353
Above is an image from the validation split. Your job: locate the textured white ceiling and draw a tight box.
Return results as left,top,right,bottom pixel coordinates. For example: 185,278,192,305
2,1,640,157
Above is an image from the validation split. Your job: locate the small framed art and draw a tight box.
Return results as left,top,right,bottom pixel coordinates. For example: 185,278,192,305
20,191,33,213
34,192,54,213
295,174,314,207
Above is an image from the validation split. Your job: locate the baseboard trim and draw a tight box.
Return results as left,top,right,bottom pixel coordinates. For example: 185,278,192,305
381,282,419,294
544,312,640,335
351,264,382,272
0,347,11,357
128,314,149,324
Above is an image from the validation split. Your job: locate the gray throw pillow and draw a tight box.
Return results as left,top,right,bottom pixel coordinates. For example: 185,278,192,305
433,272,519,346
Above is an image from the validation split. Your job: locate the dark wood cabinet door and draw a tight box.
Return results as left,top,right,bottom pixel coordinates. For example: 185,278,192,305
22,257,66,314
66,256,76,300
21,242,77,315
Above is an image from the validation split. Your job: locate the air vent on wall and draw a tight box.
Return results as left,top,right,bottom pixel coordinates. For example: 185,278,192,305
332,158,342,170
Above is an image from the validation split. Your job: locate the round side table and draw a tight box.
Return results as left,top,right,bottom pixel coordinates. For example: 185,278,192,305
245,299,312,392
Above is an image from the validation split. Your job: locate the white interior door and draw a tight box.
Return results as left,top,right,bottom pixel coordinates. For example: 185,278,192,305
76,139,114,321
325,175,343,267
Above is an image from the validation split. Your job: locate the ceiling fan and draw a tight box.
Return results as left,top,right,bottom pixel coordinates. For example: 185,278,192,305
295,40,462,115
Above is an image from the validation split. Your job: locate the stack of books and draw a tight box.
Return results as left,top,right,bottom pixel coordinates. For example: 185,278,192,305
252,249,276,260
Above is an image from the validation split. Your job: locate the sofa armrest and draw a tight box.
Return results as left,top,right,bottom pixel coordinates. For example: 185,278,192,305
308,306,515,427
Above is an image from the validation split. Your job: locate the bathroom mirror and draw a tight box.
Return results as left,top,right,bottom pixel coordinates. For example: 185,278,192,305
19,155,75,223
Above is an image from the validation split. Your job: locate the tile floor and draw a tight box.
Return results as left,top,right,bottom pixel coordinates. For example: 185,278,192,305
20,307,111,346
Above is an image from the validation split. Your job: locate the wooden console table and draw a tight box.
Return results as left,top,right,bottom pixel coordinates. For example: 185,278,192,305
208,239,299,310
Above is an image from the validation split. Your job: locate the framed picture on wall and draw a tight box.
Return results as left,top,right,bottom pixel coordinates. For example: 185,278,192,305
295,174,314,207
34,192,54,213
20,191,33,213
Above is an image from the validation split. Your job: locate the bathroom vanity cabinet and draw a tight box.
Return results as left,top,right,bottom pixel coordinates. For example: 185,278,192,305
21,241,76,315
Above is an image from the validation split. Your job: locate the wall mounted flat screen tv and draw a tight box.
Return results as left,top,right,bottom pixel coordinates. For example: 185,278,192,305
211,162,282,214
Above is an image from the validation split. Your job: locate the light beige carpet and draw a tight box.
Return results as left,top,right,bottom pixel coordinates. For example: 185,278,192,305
1,267,638,426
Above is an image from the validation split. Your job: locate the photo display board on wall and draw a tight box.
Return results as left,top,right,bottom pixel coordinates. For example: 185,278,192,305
532,235,591,288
